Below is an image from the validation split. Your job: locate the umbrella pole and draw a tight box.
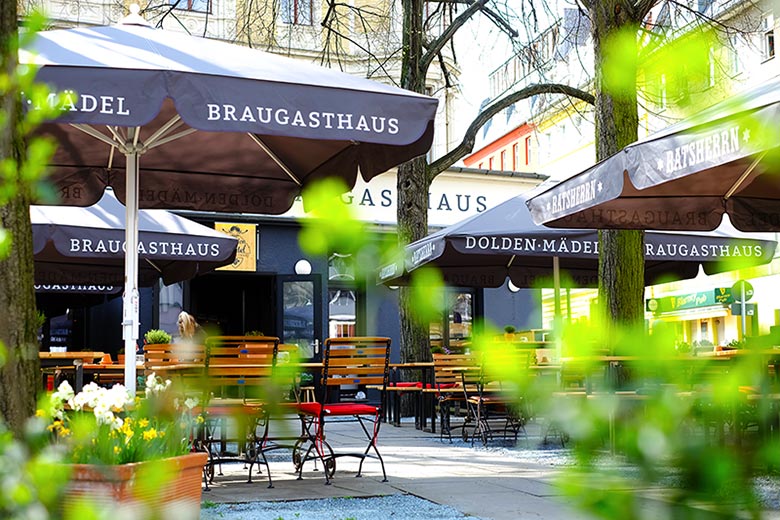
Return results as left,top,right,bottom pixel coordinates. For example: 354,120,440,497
123,150,140,395
553,256,562,361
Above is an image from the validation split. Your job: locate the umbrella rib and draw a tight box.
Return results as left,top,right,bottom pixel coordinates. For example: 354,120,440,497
146,128,198,151
144,258,163,274
506,255,516,268
71,124,121,149
248,133,303,186
107,126,125,146
143,115,184,149
724,150,767,200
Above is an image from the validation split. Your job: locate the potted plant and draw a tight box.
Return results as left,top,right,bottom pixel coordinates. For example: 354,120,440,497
43,374,207,518
503,325,517,342
144,329,172,345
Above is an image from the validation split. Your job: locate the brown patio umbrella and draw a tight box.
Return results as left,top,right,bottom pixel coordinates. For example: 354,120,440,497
526,78,780,232
380,193,777,289
32,188,238,288
23,7,438,391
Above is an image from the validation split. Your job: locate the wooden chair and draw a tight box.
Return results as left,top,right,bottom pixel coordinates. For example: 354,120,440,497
422,352,479,442
294,337,391,484
461,346,530,446
194,336,282,488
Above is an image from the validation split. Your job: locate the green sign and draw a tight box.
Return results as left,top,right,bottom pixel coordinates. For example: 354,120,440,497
731,280,754,303
646,288,733,314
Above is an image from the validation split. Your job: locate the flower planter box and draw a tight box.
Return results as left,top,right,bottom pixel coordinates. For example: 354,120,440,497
62,451,207,519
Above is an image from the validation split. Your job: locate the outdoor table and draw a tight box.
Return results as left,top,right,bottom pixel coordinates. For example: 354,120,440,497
388,362,435,430
82,363,145,388
39,351,105,392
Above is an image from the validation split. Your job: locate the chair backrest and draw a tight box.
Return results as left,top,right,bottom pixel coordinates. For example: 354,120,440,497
205,336,279,366
432,352,479,388
144,343,206,369
481,345,534,383
320,337,391,403
203,336,279,395
560,357,608,393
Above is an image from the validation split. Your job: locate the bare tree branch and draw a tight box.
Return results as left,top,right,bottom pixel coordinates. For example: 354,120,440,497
436,51,453,89
428,83,595,178
421,0,488,73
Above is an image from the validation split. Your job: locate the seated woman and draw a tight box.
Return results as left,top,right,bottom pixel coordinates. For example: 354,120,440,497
175,311,206,343
173,311,207,362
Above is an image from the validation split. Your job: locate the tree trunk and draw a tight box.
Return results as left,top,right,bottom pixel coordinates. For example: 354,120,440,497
397,157,433,365
397,0,432,367
590,1,646,331
0,0,41,436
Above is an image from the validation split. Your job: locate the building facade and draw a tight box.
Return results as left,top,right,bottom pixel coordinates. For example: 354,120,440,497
466,0,780,348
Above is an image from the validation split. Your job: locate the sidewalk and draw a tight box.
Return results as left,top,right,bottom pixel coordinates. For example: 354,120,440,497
199,418,592,519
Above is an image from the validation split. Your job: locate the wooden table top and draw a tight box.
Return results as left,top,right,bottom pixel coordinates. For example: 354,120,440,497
82,363,145,370
390,362,435,368
39,351,104,361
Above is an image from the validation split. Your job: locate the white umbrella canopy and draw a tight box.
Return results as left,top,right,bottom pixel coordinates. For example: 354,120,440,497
23,7,438,392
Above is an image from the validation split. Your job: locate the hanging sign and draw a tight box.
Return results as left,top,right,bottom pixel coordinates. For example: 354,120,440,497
215,222,257,272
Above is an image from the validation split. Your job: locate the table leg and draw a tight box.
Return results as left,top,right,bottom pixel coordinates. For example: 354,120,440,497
74,360,84,392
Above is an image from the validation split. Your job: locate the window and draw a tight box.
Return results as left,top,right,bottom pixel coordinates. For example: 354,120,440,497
488,157,494,170
328,254,363,338
729,34,743,76
170,0,210,13
500,150,507,170
762,14,775,60
283,281,315,358
512,143,519,170
158,282,184,338
524,136,532,166
281,0,313,25
651,73,668,110
429,290,474,353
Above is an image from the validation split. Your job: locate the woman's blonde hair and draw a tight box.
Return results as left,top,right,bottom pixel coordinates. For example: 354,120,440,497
177,311,198,339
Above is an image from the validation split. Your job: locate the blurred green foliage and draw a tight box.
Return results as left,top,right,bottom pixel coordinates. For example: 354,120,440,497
0,400,69,518
470,316,780,519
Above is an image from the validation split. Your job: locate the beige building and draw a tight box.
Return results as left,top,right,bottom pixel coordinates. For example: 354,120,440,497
468,1,780,347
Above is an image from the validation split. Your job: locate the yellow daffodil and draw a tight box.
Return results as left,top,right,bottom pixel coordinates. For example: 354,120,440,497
143,428,158,441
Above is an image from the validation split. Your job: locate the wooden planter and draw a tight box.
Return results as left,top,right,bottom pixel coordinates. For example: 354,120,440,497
62,451,207,519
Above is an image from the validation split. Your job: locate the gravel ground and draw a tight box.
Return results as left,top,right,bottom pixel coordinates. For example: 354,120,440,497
200,494,485,520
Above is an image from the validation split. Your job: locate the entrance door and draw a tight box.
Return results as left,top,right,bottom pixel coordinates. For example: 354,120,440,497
277,276,322,361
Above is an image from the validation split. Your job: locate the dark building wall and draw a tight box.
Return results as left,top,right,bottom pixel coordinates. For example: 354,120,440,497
366,285,401,363
482,287,542,332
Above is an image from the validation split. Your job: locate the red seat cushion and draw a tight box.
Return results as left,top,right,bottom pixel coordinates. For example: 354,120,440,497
204,403,262,416
390,382,422,389
297,402,378,416
425,383,457,390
